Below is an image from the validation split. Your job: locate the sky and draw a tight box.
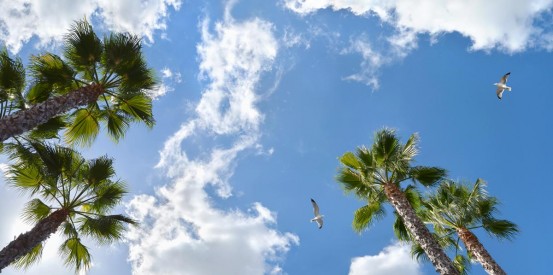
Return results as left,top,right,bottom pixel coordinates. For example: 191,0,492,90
0,0,551,274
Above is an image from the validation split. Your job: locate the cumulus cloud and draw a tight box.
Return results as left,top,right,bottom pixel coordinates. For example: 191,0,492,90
126,2,297,275
349,243,422,275
0,0,181,53
284,0,553,53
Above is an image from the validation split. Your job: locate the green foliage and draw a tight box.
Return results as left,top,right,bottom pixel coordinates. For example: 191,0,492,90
337,128,447,234
11,243,43,270
59,238,91,272
22,199,51,224
4,141,135,273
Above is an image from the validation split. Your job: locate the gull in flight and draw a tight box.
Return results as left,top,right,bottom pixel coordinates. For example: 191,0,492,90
310,198,324,229
494,72,511,100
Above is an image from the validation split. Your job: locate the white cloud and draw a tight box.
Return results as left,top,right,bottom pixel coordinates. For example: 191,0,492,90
349,243,422,275
126,2,297,275
284,0,553,53
147,67,183,100
0,0,181,53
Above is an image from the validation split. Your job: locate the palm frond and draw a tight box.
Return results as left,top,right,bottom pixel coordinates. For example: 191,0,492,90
88,181,127,213
409,166,447,187
78,214,136,244
7,165,43,195
85,156,115,186
21,198,52,224
401,133,419,160
393,213,411,241
64,19,102,77
453,254,471,275
482,218,519,240
115,93,154,127
26,83,54,104
64,107,101,146
11,243,43,270
371,128,400,166
340,152,361,170
28,116,66,140
58,237,91,272
352,200,385,233
30,53,76,93
102,109,130,141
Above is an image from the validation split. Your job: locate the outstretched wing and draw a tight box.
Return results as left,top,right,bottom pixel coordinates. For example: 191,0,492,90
311,198,320,216
316,218,323,229
496,87,504,99
500,72,510,84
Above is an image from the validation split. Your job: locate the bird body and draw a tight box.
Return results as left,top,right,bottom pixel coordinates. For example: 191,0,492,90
494,72,511,100
310,198,324,229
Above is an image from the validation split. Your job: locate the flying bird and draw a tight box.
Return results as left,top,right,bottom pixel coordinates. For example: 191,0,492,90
310,198,324,229
494,72,511,100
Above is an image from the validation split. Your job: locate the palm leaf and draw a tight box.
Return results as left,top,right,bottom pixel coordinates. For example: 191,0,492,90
409,166,447,187
85,156,115,186
482,218,519,240
353,200,385,233
79,214,136,244
21,198,52,224
64,19,102,77
64,107,101,146
102,109,130,141
89,181,127,213
393,213,410,241
28,116,67,140
30,53,76,93
11,243,43,270
115,93,154,127
59,237,91,272
340,152,361,170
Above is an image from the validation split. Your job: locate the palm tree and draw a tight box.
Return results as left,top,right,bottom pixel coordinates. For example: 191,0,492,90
0,19,156,145
420,179,519,275
0,141,136,273
337,128,459,275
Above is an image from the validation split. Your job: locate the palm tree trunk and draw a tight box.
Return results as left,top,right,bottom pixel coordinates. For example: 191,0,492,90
0,209,69,272
0,84,104,142
457,228,506,275
384,183,459,275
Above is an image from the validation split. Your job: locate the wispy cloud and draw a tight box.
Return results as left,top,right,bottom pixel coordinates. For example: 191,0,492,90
349,242,422,275
125,2,298,274
147,67,183,100
0,0,181,53
284,0,553,53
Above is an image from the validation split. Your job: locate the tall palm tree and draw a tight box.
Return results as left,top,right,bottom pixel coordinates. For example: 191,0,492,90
0,19,156,145
337,128,459,275
0,141,136,273
420,179,519,275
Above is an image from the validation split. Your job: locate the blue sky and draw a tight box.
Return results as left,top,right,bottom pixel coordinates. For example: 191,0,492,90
0,0,551,274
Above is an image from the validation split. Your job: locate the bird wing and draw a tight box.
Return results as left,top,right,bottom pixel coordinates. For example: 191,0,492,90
316,218,323,229
500,72,510,84
311,198,320,216
496,87,504,99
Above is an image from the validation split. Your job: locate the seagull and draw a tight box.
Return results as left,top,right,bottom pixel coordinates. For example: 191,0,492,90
494,72,511,100
310,198,324,229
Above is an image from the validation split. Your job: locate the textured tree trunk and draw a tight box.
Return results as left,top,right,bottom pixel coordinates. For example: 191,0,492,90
384,183,459,275
457,228,506,275
0,209,69,273
0,84,104,142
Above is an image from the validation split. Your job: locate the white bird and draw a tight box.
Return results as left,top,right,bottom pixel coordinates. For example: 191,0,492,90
310,198,324,229
494,72,511,100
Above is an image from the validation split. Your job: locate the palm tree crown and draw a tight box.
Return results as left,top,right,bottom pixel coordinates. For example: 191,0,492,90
337,128,458,275
0,141,136,273
420,179,518,275
0,19,156,145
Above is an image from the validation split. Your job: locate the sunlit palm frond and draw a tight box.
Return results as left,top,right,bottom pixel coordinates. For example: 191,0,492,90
0,49,26,112
352,198,386,233
30,53,77,94
453,254,471,275
114,92,154,127
11,243,43,270
21,198,52,224
58,237,91,272
64,107,101,146
84,156,115,186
